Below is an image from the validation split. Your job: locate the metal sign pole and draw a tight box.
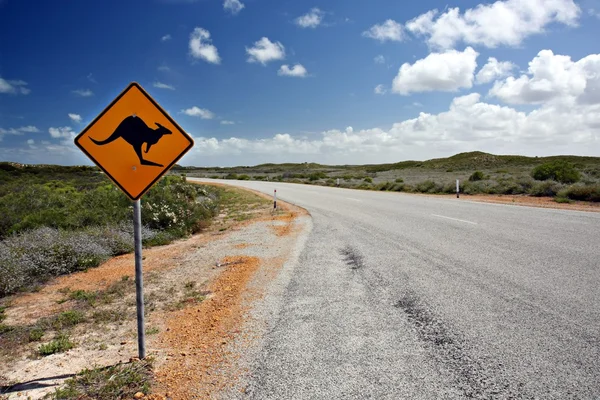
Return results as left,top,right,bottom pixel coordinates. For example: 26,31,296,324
133,199,146,359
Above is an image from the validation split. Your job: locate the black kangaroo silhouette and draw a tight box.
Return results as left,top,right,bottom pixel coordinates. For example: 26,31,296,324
89,115,171,167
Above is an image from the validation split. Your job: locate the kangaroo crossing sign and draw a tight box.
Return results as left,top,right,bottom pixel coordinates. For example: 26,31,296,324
74,82,194,200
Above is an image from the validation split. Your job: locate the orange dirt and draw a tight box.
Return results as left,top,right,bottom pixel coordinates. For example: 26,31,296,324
153,256,261,399
454,193,600,212
6,233,214,326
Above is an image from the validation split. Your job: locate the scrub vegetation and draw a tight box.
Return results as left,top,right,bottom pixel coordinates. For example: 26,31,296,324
0,163,220,297
178,151,600,203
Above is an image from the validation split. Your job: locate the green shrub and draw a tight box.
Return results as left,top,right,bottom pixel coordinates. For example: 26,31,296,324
363,177,373,184
414,180,438,193
237,174,251,181
529,181,563,197
224,173,238,180
395,178,404,183
39,333,74,356
532,161,580,184
469,171,486,181
29,327,45,342
561,184,600,202
51,310,86,330
308,172,327,181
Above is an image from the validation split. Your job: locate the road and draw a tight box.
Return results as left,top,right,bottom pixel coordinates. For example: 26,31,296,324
191,179,600,399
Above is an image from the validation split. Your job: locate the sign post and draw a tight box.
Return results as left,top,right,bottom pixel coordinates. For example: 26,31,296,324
74,82,194,359
133,200,145,359
273,189,277,210
456,179,460,198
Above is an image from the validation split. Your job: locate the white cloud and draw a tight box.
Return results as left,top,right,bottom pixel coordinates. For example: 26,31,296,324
392,47,479,95
362,20,404,42
158,65,170,72
278,64,308,77
27,139,35,145
153,81,175,90
49,126,76,139
161,34,172,42
295,8,324,28
221,120,235,125
0,126,40,140
374,55,386,64
0,78,30,95
475,57,516,84
189,28,221,64
68,113,82,123
181,106,215,119
224,0,245,15
87,73,97,83
72,89,93,97
374,84,387,95
246,37,286,65
182,92,600,166
406,0,581,49
489,49,600,105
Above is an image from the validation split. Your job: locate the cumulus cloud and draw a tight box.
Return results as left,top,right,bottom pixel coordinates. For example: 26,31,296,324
181,106,215,119
0,126,40,140
362,19,404,42
161,34,172,42
68,113,82,123
189,28,221,64
49,126,76,139
374,84,387,95
406,0,580,49
374,55,386,64
153,81,175,90
278,64,308,77
72,89,93,97
246,37,286,65
0,78,30,95
392,47,479,95
224,0,244,15
221,120,235,125
475,57,516,84
295,8,324,28
489,50,600,105
181,91,600,166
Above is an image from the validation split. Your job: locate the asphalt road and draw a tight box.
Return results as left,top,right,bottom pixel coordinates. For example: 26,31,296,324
192,179,600,399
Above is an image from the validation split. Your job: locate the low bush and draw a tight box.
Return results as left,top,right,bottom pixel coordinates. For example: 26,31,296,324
395,178,404,183
529,180,563,197
469,171,486,181
363,177,373,184
532,161,580,184
39,333,75,356
561,184,600,202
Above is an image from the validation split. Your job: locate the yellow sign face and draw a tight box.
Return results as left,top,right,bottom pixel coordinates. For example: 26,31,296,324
74,82,194,200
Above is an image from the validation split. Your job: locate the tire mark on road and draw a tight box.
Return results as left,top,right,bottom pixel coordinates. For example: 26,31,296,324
340,246,365,270
394,292,527,399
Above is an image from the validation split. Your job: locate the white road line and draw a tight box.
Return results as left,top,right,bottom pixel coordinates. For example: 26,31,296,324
431,214,477,225
346,197,363,202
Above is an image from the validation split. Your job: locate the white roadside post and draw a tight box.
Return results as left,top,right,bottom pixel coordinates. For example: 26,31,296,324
456,179,460,198
273,189,277,210
337,178,340,187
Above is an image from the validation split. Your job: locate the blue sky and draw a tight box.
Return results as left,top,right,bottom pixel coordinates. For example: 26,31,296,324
1,0,600,166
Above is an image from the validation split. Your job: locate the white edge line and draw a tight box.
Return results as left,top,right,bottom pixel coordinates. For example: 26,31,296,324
431,214,478,225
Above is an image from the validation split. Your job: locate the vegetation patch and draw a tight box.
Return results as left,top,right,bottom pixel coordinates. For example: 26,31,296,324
38,333,75,356
47,359,153,399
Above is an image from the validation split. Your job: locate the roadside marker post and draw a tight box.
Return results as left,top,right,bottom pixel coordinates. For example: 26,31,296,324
274,189,277,210
456,179,460,198
73,82,194,359
337,178,340,187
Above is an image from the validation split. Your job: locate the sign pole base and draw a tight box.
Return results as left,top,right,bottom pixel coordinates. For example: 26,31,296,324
133,199,146,359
